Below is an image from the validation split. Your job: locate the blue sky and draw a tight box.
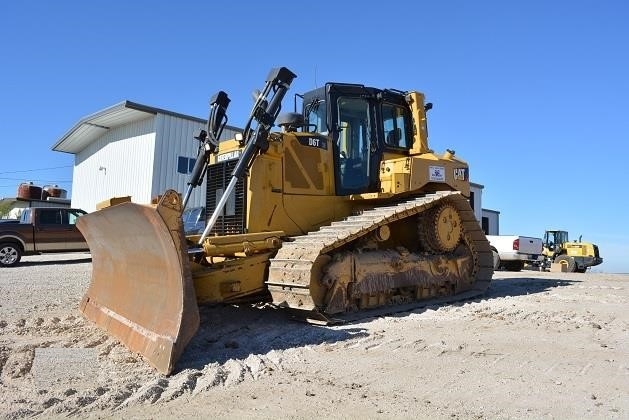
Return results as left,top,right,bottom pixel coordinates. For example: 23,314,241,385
1,1,627,272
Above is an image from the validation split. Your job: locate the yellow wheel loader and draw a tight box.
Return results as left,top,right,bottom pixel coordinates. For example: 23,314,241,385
541,230,603,273
77,67,494,375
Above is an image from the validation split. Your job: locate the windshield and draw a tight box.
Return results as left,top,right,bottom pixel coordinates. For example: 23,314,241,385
545,230,569,246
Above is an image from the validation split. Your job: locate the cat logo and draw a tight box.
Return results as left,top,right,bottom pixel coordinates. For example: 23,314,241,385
454,167,469,181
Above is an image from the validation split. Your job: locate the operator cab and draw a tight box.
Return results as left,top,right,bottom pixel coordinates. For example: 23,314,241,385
301,83,414,196
544,230,569,249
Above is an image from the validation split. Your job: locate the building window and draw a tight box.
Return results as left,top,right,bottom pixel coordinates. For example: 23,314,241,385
469,191,475,211
177,156,196,174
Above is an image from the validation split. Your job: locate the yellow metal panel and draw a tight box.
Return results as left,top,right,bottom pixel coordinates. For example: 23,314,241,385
380,154,470,197
406,91,430,155
282,133,334,195
388,173,410,194
192,252,272,304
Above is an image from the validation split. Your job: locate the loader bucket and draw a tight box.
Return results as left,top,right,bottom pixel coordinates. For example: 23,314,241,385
77,190,200,375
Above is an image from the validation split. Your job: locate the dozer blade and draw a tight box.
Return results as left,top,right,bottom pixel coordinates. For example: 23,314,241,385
77,190,200,375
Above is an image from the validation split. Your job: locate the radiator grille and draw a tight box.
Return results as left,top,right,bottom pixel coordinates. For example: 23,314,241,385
205,159,247,235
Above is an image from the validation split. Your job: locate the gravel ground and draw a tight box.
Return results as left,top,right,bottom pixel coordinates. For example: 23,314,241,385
1,253,627,419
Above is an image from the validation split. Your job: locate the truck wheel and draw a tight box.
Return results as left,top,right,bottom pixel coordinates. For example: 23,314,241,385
504,261,524,272
555,255,576,272
492,249,501,270
0,242,22,267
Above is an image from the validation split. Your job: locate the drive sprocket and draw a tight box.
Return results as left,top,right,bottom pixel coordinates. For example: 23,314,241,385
419,203,462,253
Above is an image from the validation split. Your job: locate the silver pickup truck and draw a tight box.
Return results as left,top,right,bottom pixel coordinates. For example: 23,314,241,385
487,235,543,272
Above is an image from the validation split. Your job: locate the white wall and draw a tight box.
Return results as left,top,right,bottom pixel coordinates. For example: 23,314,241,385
70,112,242,213
152,114,241,209
72,117,156,212
470,184,483,222
152,114,206,208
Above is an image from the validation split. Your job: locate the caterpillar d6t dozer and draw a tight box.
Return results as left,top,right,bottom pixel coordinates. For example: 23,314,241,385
77,67,494,375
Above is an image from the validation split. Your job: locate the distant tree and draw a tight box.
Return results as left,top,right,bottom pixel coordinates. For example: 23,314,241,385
0,202,13,218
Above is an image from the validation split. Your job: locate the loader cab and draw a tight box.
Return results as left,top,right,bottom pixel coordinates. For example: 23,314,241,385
302,83,413,196
544,230,569,250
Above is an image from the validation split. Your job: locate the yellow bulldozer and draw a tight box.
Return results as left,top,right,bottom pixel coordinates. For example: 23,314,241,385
77,67,493,375
541,229,602,272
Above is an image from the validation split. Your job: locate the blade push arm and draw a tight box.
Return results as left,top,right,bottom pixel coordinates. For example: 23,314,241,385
183,91,231,209
198,67,296,245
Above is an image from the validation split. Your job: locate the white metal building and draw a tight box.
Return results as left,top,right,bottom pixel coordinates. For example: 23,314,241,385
470,182,500,235
470,182,484,223
52,101,241,212
481,208,500,235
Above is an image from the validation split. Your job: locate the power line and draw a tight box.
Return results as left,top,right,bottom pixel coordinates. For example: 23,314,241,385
0,177,72,182
0,165,73,175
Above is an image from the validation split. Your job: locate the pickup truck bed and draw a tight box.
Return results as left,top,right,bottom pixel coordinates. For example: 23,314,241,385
487,235,543,272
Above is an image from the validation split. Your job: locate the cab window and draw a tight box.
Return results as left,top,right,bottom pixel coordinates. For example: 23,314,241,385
67,209,86,225
382,103,411,149
38,209,63,225
306,100,327,134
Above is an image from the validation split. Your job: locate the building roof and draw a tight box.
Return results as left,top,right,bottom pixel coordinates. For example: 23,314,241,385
482,208,500,214
52,101,240,154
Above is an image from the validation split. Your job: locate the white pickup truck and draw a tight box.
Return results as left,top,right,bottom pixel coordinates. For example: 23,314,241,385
486,235,543,272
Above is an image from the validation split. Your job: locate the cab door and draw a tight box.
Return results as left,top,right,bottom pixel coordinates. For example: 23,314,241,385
331,93,379,195
65,209,88,251
33,209,69,251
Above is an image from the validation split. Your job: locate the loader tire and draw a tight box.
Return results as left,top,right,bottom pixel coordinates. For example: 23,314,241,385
492,249,501,270
0,242,22,267
555,255,576,272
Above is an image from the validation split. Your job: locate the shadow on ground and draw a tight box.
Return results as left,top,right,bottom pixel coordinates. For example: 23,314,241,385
175,276,578,373
18,256,92,266
175,275,580,372
485,276,580,300
176,303,367,372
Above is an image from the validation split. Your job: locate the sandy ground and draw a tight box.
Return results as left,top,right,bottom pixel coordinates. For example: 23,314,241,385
0,253,627,419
